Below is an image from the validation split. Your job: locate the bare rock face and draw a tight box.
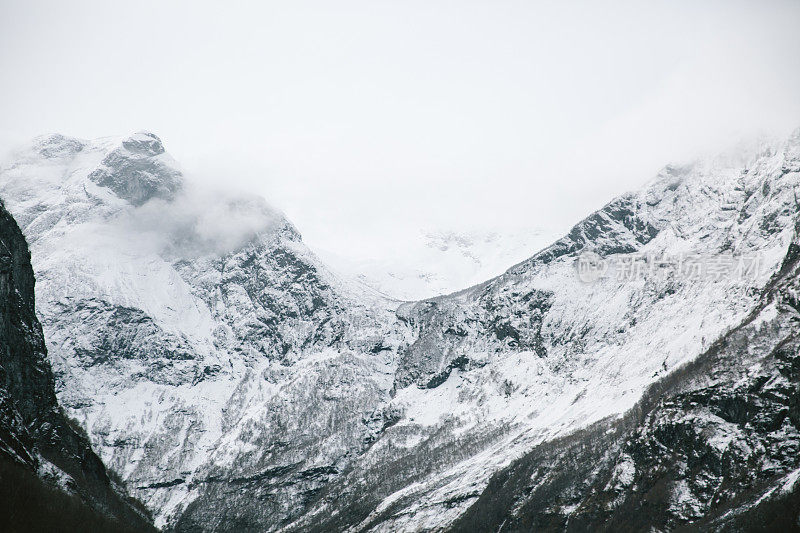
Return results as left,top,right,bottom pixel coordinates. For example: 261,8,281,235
88,132,182,206
0,200,155,532
0,129,799,531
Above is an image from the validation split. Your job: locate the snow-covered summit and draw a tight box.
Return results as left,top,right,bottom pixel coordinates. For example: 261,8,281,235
88,131,181,206
2,132,180,225
29,132,87,159
0,131,403,527
0,131,303,251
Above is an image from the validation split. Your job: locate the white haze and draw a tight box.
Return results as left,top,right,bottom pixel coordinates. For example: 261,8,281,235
62,175,288,261
117,186,288,260
1,0,799,266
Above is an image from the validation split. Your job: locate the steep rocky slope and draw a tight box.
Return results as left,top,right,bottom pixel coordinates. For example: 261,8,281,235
281,133,800,532
0,132,407,529
449,202,800,532
0,199,154,532
0,129,798,530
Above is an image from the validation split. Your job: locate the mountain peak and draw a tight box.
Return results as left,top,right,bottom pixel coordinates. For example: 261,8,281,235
88,131,182,206
121,131,165,156
30,133,86,159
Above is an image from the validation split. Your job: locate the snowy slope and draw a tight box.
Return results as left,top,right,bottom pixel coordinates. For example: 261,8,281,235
286,132,800,531
450,202,800,531
1,129,798,531
316,227,554,301
0,132,406,528
0,198,154,531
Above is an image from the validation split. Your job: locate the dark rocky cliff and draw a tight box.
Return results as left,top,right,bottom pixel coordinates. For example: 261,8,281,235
0,199,155,532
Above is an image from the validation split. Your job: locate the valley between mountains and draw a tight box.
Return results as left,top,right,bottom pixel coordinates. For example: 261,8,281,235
1,129,800,531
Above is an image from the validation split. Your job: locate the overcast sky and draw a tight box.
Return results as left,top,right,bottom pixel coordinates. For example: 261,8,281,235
1,0,799,260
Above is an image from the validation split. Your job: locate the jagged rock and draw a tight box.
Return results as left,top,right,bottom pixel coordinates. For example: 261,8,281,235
88,132,181,206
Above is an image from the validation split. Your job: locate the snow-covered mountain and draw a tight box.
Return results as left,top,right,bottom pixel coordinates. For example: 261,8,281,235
316,227,554,301
1,129,799,530
0,132,405,529
451,227,800,531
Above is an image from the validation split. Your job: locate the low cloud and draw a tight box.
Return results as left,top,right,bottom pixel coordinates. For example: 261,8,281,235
104,180,289,260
